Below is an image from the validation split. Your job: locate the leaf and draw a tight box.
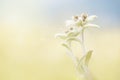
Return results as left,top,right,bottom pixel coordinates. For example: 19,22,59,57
67,31,80,38
61,42,71,51
85,50,93,66
67,31,75,37
76,56,85,74
55,33,67,39
66,37,81,43
76,50,93,74
77,64,85,74
76,55,86,73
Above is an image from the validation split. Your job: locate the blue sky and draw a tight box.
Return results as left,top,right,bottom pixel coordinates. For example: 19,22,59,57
39,0,120,28
0,0,120,28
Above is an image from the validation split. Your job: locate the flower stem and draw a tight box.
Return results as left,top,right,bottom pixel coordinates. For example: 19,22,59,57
67,49,78,67
81,29,86,55
80,29,93,80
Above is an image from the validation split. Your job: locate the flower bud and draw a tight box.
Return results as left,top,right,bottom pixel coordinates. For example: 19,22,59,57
81,13,88,21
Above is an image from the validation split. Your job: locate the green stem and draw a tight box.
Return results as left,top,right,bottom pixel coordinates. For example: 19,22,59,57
66,46,78,67
80,29,93,80
81,29,86,55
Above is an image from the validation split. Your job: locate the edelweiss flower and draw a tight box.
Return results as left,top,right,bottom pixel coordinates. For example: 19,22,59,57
55,13,100,44
55,13,100,79
66,15,81,27
66,13,99,28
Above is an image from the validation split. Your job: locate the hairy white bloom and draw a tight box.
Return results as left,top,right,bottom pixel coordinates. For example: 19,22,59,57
66,13,98,28
55,13,100,80
56,13,99,42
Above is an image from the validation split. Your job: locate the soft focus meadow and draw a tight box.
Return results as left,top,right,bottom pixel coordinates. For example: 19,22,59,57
0,0,120,80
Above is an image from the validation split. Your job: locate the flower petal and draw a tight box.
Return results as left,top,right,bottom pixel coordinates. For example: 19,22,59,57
84,23,100,28
86,15,97,22
66,20,75,27
75,19,82,27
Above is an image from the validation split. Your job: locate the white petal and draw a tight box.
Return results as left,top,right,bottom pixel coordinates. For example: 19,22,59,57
75,19,82,26
86,15,97,22
84,23,100,28
66,20,75,27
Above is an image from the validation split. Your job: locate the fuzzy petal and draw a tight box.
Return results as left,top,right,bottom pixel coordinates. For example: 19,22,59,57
86,15,97,22
66,20,75,27
84,23,100,28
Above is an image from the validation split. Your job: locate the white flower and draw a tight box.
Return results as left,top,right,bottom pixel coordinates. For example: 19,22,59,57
75,18,83,27
55,13,100,80
66,15,82,27
81,13,88,22
66,13,98,28
55,13,100,44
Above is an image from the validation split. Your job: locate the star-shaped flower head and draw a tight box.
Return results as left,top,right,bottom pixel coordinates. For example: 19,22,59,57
55,13,100,48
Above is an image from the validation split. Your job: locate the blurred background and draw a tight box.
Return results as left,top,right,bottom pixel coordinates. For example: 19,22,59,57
0,0,120,80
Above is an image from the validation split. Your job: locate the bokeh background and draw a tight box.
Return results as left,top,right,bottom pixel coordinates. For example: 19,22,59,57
0,0,120,80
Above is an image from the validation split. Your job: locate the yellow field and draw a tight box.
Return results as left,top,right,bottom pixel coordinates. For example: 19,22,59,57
0,26,120,80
